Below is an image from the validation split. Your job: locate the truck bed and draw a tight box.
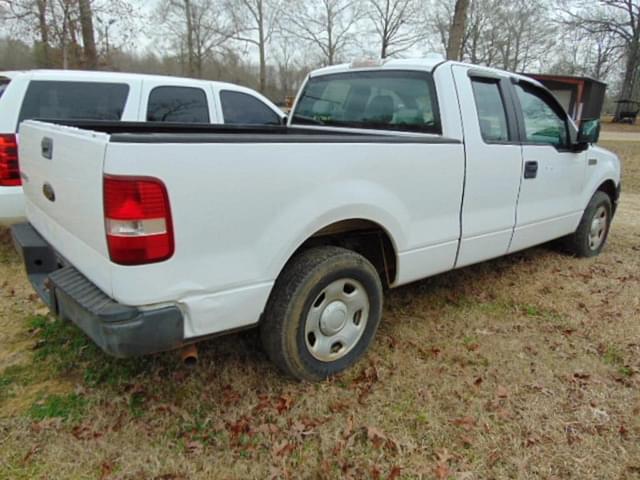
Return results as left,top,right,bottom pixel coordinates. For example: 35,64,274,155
18,119,465,341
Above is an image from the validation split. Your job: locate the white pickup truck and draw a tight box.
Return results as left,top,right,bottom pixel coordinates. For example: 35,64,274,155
0,70,286,225
11,58,621,381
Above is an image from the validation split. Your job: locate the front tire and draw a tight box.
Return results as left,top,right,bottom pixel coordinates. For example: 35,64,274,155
260,246,383,381
566,191,612,257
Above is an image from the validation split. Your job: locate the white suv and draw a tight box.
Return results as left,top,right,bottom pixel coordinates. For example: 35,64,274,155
0,70,285,225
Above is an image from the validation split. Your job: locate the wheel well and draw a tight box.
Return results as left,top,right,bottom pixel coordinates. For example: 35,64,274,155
597,179,617,203
296,219,397,287
598,180,616,203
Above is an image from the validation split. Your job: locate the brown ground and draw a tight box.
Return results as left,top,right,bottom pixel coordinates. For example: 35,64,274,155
0,143,638,479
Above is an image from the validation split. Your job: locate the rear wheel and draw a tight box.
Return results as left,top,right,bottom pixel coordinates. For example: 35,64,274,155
260,246,383,381
565,191,612,257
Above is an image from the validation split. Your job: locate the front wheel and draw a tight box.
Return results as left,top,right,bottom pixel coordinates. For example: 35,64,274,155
260,246,383,381
565,191,612,257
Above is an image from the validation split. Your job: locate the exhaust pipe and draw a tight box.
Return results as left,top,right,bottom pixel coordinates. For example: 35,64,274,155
180,343,198,367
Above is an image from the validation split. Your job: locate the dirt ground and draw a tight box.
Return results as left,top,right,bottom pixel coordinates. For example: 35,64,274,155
0,141,638,480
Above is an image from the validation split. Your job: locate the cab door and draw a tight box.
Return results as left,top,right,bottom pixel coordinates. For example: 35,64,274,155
508,80,586,253
452,66,523,267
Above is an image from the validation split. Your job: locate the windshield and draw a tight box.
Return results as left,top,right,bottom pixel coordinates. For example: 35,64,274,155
292,70,441,134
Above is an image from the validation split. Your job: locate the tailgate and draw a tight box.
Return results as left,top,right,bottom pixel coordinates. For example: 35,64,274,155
18,120,113,295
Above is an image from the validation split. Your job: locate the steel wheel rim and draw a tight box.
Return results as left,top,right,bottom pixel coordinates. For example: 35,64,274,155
588,206,608,251
304,278,370,362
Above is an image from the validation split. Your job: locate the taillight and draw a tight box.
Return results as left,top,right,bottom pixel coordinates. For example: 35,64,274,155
104,175,174,265
0,134,20,187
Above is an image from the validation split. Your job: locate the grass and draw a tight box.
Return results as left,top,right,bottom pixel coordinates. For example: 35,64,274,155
28,393,86,421
0,141,639,478
600,140,640,194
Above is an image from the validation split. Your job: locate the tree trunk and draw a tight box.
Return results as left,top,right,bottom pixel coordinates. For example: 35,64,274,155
78,0,97,69
184,0,195,76
36,0,50,67
615,40,640,121
258,1,266,93
446,0,469,61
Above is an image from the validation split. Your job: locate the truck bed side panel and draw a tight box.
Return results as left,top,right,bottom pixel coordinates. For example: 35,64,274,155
103,140,464,336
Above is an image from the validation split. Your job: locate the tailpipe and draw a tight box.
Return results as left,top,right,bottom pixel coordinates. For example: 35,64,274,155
180,344,198,367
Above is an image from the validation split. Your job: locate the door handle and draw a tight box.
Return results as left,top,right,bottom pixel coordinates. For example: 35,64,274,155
524,161,538,179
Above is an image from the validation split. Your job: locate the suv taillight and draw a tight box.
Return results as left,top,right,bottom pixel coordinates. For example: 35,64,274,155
104,175,174,265
0,134,20,187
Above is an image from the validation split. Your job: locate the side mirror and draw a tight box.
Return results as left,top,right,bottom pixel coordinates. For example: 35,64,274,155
578,118,600,144
281,115,288,126
571,119,599,152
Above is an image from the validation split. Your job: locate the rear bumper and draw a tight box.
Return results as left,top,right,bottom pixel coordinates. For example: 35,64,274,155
11,222,184,358
0,186,25,226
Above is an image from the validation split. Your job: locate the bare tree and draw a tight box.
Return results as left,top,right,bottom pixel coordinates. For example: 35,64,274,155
78,0,96,68
366,0,422,58
157,0,235,77
229,0,281,92
446,0,468,60
562,0,640,120
283,0,362,66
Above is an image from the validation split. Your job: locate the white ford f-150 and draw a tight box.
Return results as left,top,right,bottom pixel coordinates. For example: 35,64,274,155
11,58,621,381
0,69,286,225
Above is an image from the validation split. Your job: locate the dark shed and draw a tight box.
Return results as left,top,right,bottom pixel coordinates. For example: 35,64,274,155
524,74,607,125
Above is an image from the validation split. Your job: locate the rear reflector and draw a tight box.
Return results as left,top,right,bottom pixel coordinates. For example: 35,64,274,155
0,134,20,187
104,175,174,265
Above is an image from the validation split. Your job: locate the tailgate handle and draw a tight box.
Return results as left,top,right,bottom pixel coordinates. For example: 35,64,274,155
41,137,53,159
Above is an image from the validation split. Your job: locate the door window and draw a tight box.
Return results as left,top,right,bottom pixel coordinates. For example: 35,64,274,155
147,86,210,123
220,90,281,125
18,81,129,124
471,79,509,142
515,83,568,147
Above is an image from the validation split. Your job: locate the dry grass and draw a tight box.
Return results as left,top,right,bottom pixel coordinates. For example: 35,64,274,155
0,144,639,479
601,119,640,133
600,141,640,194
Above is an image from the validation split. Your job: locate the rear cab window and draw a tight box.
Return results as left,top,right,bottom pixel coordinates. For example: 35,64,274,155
147,86,210,123
470,78,510,143
292,70,441,134
18,81,129,126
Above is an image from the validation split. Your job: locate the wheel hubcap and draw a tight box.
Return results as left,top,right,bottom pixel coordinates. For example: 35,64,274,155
588,206,608,251
305,278,370,362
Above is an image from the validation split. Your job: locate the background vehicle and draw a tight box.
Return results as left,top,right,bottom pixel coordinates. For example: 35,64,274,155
12,58,621,381
0,70,286,225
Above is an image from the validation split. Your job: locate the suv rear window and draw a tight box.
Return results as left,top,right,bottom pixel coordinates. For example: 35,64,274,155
220,90,281,125
0,80,9,99
18,81,129,125
292,70,441,134
147,86,210,123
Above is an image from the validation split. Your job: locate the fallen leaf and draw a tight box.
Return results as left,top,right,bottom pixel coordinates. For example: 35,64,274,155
434,463,450,480
451,416,476,431
496,386,509,398
388,466,402,480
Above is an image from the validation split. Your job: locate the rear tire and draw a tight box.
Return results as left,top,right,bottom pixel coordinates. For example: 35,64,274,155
565,191,612,257
260,246,383,381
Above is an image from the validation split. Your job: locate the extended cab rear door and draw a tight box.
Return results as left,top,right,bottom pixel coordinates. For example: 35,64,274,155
451,66,523,267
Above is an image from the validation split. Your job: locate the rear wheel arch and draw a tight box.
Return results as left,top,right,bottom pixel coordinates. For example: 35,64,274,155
289,218,398,288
